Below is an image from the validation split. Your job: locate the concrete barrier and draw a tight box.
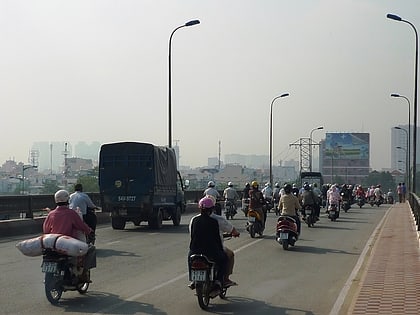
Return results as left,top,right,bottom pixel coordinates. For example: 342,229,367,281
0,203,199,238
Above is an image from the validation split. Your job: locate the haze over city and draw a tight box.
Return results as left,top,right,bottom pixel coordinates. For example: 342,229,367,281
1,0,419,170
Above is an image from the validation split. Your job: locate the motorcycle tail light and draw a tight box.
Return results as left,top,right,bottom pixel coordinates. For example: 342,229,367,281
191,260,208,269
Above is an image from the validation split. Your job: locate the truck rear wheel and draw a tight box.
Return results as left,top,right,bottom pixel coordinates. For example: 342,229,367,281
172,206,181,226
111,217,126,230
148,209,163,229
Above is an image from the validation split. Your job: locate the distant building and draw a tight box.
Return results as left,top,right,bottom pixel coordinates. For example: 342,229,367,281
320,132,370,184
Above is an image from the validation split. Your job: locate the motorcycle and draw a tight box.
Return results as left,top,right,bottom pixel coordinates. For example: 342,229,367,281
246,209,264,238
328,203,339,221
41,247,95,305
301,205,316,227
188,234,235,310
241,198,250,216
263,198,274,213
341,193,351,212
224,200,237,220
276,215,299,250
356,196,365,208
273,197,280,216
387,195,394,204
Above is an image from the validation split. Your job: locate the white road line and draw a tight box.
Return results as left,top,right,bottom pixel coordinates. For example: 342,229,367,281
94,235,267,314
328,207,391,315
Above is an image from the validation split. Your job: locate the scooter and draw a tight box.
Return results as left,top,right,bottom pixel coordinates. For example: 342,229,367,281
301,205,316,227
341,193,351,213
41,247,95,305
224,200,237,220
276,215,299,250
188,234,235,310
246,209,264,238
328,203,339,221
356,196,365,208
241,198,250,216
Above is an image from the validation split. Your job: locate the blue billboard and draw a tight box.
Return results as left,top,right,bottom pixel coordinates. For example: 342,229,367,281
325,133,369,160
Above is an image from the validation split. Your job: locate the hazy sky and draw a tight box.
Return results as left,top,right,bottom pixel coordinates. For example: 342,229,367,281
1,0,419,170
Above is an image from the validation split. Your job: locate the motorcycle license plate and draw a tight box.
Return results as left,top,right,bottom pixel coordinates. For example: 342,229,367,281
191,270,207,281
248,216,255,222
279,232,289,240
41,261,58,273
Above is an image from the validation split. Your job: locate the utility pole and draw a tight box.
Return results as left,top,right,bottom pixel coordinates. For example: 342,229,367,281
289,137,321,174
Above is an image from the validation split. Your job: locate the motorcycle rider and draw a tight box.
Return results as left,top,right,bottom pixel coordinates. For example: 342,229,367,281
300,183,318,221
278,183,301,235
189,196,228,289
223,182,239,215
248,181,266,230
43,189,94,282
292,183,300,197
327,184,341,215
205,195,240,287
261,182,273,211
373,185,383,204
203,181,222,215
311,183,322,220
69,183,98,235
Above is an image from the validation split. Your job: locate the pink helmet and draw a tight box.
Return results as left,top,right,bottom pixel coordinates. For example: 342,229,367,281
198,196,215,209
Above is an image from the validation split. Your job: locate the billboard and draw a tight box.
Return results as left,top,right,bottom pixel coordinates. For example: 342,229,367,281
324,133,369,160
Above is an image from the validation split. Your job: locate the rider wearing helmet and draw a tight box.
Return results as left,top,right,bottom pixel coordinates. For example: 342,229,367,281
300,182,319,220
248,181,266,230
223,182,239,214
188,196,228,288
43,190,94,282
279,184,302,235
204,181,221,215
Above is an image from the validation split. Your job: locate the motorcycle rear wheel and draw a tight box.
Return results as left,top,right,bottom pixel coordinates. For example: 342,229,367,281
44,273,63,305
249,224,256,238
196,282,210,310
282,239,289,250
77,270,90,294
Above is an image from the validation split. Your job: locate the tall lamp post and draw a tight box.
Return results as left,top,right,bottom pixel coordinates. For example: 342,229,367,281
387,14,418,193
309,126,324,172
22,165,37,195
392,94,411,189
395,126,410,188
168,19,200,148
269,93,290,187
396,146,408,185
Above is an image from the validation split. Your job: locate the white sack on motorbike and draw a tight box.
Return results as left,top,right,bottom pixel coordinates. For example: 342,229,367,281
16,234,89,257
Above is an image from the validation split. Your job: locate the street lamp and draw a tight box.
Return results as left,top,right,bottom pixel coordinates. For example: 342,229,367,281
168,19,200,148
309,126,324,172
22,165,37,195
269,93,290,187
387,14,418,193
396,146,408,186
395,126,409,188
392,94,411,190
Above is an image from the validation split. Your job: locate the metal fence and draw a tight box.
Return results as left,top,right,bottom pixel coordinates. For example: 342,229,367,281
408,193,420,231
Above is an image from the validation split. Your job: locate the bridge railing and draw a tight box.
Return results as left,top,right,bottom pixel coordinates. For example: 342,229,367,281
408,193,420,231
0,190,238,220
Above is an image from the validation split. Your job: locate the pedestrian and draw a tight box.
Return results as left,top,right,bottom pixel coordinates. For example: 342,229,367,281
396,183,403,203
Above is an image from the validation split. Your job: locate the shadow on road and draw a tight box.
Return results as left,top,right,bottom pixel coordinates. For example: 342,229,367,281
202,296,315,315
58,291,167,314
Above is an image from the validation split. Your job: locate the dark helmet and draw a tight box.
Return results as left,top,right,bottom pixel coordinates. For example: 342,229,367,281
245,182,250,188
303,183,310,191
284,184,292,194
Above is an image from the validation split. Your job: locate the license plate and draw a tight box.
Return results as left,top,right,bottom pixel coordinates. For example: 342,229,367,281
279,232,289,240
41,261,58,273
191,270,207,281
248,216,255,222
119,209,127,216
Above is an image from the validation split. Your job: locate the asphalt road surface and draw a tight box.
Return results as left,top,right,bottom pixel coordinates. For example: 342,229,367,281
0,204,388,315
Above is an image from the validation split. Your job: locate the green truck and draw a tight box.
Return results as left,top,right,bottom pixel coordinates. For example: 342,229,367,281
98,142,186,230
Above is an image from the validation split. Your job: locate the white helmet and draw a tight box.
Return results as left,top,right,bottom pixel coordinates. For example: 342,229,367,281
54,189,69,203
228,181,233,187
208,181,215,187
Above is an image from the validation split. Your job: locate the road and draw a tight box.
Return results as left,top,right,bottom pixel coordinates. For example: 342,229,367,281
0,204,389,315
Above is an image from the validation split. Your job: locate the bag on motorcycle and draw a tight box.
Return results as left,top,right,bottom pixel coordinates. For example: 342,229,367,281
16,234,89,257
83,245,97,269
